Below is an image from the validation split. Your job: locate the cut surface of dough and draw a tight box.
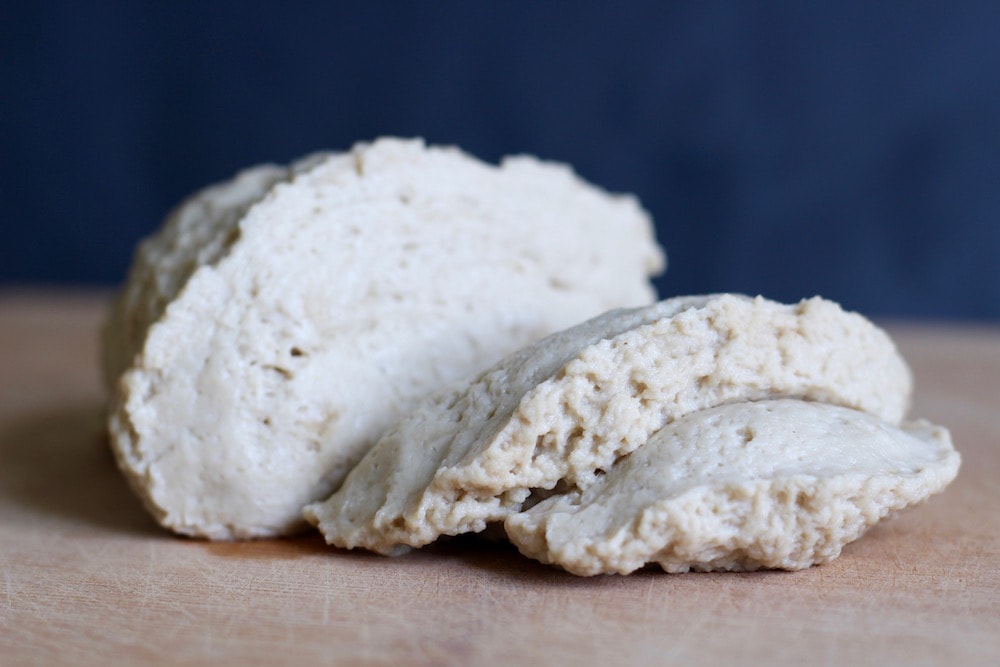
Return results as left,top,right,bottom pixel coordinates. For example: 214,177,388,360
105,137,665,538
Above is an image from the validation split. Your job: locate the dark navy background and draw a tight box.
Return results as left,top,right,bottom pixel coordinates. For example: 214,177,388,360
3,2,999,319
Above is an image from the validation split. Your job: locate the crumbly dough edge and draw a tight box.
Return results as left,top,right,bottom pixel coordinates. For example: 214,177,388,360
404,295,911,541
505,429,960,576
307,294,913,553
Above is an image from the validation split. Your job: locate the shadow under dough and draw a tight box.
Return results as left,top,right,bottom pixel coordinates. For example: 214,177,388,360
0,403,161,535
0,404,372,557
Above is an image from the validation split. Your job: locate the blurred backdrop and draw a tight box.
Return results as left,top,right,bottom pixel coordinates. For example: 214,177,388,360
3,2,999,319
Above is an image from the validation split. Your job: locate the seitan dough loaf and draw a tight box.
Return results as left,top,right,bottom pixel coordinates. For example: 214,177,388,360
104,137,665,539
504,399,960,576
304,294,913,555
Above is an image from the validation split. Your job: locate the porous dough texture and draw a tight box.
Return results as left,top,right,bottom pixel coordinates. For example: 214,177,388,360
504,399,960,576
104,137,665,539
304,293,914,555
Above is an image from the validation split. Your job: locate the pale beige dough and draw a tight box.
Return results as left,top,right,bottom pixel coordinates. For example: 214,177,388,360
305,294,913,555
105,137,665,539
504,399,960,576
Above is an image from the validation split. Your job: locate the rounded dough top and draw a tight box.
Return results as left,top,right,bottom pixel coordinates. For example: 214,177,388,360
106,137,665,539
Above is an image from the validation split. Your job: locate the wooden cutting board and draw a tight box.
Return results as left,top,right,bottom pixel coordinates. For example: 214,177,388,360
1,291,998,665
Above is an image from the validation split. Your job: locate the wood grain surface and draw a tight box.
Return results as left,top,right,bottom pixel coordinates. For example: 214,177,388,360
1,290,998,666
